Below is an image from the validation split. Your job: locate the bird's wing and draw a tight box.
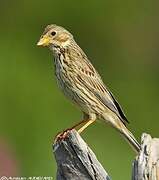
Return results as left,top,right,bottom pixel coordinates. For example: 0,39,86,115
74,59,128,125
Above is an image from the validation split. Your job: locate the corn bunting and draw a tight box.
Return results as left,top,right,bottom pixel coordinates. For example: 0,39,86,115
37,24,140,153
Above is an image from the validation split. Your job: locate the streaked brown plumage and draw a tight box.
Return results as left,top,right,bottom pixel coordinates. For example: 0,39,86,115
37,24,140,153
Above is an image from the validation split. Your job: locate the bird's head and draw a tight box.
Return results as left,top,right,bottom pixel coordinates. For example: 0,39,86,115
37,24,73,49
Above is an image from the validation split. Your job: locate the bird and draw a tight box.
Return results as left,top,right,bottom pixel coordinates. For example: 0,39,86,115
37,24,140,153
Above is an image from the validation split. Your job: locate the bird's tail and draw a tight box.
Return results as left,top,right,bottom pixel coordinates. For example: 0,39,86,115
102,113,141,153
120,124,141,153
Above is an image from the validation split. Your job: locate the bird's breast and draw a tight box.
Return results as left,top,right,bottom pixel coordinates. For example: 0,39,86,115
54,53,73,92
54,53,69,76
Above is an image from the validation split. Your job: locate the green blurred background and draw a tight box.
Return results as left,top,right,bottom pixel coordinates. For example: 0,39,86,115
0,0,159,179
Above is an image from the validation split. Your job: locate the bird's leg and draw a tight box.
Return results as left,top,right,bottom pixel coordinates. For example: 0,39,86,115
55,113,89,141
77,119,95,133
77,113,96,133
69,119,88,130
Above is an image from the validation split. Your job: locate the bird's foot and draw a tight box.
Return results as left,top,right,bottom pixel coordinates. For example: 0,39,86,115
54,129,72,142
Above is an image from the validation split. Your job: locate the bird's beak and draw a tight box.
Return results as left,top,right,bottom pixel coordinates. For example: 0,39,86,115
37,35,51,46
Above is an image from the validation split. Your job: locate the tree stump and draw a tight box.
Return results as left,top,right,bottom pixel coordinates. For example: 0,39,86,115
53,129,111,180
132,133,159,180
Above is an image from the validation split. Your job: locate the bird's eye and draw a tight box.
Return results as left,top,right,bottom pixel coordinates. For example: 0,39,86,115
51,31,56,36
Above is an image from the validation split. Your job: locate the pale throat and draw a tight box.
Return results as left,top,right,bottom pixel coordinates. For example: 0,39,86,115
50,39,72,54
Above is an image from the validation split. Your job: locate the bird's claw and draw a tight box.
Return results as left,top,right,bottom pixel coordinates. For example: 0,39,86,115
54,129,71,142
